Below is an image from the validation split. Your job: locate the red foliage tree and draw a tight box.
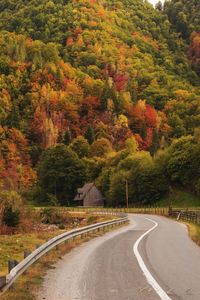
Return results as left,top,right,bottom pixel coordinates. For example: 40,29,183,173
114,73,128,92
0,127,36,191
145,105,158,128
188,32,200,74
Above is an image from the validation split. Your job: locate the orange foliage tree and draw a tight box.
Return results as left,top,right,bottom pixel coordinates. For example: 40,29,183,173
188,32,200,75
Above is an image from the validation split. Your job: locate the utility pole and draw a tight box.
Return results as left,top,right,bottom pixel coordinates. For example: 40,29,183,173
125,180,129,209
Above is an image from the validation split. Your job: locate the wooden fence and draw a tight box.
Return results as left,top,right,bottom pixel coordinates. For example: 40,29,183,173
67,206,200,225
67,206,169,216
169,208,200,224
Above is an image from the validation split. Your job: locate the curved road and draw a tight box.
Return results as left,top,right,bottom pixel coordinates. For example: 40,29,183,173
37,215,200,300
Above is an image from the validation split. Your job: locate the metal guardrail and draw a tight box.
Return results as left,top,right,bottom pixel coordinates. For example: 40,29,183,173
90,211,127,217
0,212,128,294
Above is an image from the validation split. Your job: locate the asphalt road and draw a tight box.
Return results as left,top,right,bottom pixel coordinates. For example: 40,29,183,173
37,215,200,300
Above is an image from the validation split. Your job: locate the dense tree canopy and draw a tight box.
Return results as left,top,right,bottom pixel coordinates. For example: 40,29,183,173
0,0,199,206
37,144,85,205
164,0,200,40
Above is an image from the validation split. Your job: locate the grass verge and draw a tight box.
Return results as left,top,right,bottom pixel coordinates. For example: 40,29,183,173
0,230,64,277
157,189,200,208
186,222,200,246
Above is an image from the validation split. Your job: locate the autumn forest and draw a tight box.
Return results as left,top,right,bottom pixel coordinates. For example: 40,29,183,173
0,0,200,210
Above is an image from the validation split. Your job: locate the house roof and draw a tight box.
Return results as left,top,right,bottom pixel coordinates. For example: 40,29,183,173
74,183,94,201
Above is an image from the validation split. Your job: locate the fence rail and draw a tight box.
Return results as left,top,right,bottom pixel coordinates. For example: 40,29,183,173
0,212,128,294
169,209,200,224
67,206,170,216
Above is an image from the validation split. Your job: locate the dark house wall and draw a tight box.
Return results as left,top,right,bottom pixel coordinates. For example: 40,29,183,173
84,186,104,207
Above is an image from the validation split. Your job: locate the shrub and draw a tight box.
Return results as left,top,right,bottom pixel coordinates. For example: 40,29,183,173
0,191,22,227
195,179,200,197
87,215,97,224
3,205,20,227
40,207,70,225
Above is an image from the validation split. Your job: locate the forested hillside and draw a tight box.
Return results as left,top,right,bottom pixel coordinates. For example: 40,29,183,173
164,0,200,76
164,0,200,39
0,0,199,209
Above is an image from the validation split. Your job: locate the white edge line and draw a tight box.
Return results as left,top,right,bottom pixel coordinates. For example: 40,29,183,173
133,217,172,300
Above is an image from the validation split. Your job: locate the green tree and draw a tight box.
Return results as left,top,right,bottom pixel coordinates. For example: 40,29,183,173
83,157,106,182
3,205,20,227
0,191,22,227
132,164,169,205
84,125,95,145
122,137,139,157
156,1,163,11
150,129,160,156
90,138,113,157
70,136,90,158
96,166,114,203
166,136,200,190
108,169,129,207
37,144,85,205
63,128,72,145
168,114,186,138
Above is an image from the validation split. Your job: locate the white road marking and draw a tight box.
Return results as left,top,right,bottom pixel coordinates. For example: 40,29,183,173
133,217,172,300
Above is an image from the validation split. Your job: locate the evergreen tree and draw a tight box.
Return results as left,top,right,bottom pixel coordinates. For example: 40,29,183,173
84,125,95,145
156,1,163,11
100,80,111,111
3,205,20,227
10,100,20,128
63,128,72,145
150,129,160,156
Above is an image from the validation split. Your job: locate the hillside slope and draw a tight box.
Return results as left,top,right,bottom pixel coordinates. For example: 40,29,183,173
0,0,199,206
164,0,200,76
164,0,200,40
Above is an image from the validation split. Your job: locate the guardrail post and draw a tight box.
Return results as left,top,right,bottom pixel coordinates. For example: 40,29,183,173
8,260,18,273
24,249,31,259
0,276,6,289
8,260,14,273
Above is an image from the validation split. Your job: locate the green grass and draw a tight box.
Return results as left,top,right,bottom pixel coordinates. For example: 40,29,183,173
185,222,200,246
156,189,200,208
0,230,64,276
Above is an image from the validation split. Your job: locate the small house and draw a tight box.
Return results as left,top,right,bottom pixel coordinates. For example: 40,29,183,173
74,183,104,207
